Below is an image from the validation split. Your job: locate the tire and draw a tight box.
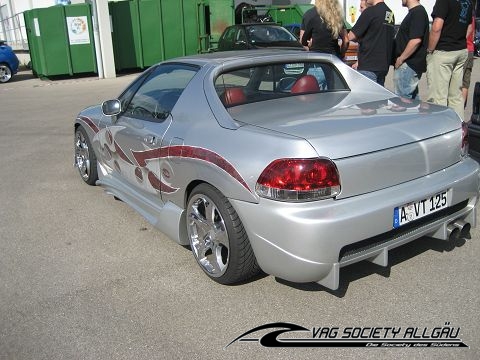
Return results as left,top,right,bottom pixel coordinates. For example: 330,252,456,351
0,63,13,83
74,126,98,185
186,183,259,284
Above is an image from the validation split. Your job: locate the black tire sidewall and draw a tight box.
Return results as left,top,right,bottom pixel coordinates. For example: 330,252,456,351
75,126,98,185
187,183,251,284
0,63,12,83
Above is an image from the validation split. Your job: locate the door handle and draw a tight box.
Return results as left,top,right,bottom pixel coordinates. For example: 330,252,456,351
144,135,156,145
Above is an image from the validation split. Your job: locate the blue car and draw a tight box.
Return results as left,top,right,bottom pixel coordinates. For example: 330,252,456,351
0,40,19,83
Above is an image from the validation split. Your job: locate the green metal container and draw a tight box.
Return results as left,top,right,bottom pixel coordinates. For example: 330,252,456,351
108,0,142,71
64,4,97,74
205,0,235,48
109,0,234,71
23,4,96,77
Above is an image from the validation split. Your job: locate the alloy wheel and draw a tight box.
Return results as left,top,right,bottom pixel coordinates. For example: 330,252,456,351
187,193,230,277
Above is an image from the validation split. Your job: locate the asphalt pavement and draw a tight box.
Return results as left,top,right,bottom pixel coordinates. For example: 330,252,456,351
0,60,479,360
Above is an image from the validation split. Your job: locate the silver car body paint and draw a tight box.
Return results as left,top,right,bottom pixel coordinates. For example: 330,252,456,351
75,50,480,289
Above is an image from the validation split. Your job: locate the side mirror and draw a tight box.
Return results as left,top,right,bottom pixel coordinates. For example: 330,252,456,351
471,82,480,124
101,99,121,116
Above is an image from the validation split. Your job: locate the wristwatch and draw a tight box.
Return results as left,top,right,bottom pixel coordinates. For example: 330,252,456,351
427,49,435,54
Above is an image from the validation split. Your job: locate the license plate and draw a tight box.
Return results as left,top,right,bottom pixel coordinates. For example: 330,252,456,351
393,190,451,228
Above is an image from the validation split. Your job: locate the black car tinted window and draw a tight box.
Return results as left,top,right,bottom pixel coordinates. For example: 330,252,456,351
124,64,198,122
215,61,349,107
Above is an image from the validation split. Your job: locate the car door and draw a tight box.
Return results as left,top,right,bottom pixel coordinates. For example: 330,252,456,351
234,26,249,50
218,26,236,51
108,63,198,201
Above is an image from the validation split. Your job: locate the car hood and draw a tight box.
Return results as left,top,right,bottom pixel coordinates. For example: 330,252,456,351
231,92,460,160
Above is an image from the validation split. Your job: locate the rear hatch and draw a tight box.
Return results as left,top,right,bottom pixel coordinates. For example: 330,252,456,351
231,93,463,199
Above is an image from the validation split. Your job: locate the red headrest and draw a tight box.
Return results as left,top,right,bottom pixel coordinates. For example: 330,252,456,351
291,75,320,94
222,87,247,107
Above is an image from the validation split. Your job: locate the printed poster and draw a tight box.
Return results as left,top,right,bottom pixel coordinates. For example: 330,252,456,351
66,16,90,45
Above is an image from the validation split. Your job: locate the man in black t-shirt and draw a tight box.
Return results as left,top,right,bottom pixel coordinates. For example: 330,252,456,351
348,0,395,86
426,0,473,120
393,0,429,99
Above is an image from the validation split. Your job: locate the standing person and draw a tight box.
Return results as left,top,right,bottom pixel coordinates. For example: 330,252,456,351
300,0,349,59
348,0,395,86
462,16,476,108
352,0,369,70
359,0,368,13
426,0,473,120
393,0,429,99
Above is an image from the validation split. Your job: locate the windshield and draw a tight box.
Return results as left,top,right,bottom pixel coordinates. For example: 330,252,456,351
246,25,298,44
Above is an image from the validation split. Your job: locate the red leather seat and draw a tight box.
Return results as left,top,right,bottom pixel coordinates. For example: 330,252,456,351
291,75,320,94
221,87,247,107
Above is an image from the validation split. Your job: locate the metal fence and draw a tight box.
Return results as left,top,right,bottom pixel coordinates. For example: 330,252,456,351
0,11,28,50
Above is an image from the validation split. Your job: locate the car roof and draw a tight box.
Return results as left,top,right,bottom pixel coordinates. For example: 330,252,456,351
163,49,325,67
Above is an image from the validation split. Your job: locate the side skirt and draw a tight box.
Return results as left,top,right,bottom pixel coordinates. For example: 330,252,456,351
97,174,188,246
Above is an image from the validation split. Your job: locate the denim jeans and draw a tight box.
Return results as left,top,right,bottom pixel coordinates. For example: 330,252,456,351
307,67,327,90
358,70,388,86
394,63,421,99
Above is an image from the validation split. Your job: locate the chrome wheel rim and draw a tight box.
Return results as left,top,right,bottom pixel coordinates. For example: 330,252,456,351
0,65,12,83
75,130,91,181
187,194,229,277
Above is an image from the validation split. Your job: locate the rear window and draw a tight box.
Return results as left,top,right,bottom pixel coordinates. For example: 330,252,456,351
215,61,349,107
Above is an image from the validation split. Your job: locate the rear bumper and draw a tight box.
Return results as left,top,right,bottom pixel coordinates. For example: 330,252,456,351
230,158,480,290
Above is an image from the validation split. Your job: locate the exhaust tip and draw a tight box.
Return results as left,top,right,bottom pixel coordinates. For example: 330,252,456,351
461,223,471,238
454,220,471,239
447,224,460,241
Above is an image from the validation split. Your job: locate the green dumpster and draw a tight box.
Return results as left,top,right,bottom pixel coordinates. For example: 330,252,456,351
109,0,234,72
23,4,96,77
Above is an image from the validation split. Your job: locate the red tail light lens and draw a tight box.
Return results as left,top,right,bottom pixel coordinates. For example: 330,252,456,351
255,158,341,202
462,121,469,157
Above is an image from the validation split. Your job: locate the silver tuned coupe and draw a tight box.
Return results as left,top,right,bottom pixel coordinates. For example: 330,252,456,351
74,50,479,290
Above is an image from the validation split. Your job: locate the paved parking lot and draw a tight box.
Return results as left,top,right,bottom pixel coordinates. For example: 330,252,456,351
1,61,479,360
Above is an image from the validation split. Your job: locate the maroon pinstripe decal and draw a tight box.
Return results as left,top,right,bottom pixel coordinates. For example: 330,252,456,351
132,147,168,167
78,116,99,134
106,129,113,145
114,141,134,165
132,145,251,192
147,171,178,193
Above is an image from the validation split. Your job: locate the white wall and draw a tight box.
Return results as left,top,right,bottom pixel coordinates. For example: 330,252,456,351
384,0,435,24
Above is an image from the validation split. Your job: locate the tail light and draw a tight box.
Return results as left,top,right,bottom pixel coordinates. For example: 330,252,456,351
462,121,469,157
255,158,341,202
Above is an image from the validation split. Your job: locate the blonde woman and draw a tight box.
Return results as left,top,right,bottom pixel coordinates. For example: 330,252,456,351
300,0,349,58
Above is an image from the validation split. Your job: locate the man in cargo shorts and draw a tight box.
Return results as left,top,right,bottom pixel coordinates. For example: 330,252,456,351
426,0,473,120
